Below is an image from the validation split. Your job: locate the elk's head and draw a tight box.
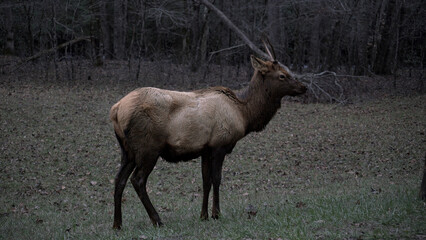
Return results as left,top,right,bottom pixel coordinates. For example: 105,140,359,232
250,37,307,97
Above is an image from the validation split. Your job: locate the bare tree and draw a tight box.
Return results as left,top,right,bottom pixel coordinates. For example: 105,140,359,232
5,5,15,55
113,0,127,59
373,0,397,74
100,0,112,60
355,0,372,75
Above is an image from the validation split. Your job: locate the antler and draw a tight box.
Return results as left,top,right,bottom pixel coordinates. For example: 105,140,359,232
261,34,276,61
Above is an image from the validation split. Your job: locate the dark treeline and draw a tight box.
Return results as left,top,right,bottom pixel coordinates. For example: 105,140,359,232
0,0,424,75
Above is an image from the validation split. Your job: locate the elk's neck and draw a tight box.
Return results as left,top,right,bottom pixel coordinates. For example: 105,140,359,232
236,71,282,134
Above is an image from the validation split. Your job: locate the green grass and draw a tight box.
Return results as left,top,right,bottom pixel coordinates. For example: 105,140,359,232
0,81,425,239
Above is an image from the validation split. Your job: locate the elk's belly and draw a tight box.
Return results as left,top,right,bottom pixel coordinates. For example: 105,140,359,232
159,143,206,163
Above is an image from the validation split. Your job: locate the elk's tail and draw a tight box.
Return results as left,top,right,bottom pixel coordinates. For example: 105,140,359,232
110,102,124,137
110,102,129,163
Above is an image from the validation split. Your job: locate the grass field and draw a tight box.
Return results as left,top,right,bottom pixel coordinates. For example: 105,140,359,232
0,79,425,239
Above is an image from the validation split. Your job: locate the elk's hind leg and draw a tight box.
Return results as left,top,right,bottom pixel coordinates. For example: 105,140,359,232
131,154,163,227
113,157,136,229
113,131,136,229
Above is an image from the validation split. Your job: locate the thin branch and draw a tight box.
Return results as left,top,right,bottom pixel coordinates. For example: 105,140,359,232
54,18,75,33
199,0,269,60
297,70,357,104
208,44,245,62
12,36,91,72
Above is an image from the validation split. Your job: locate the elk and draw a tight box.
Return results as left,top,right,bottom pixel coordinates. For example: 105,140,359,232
110,39,307,229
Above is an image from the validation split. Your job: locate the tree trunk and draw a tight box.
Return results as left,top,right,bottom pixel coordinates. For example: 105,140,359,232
327,20,342,70
309,15,320,70
22,4,34,56
371,0,385,68
373,0,396,74
100,0,112,59
392,0,404,74
5,6,15,55
138,0,147,55
51,2,59,81
190,0,201,71
267,0,281,52
113,0,127,59
355,0,371,75
200,9,210,65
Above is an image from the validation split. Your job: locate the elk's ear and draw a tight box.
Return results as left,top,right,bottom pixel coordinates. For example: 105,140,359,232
250,55,268,75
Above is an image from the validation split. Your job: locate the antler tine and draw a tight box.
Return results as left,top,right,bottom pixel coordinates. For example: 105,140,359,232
262,38,274,61
266,37,276,61
262,41,274,61
261,34,276,61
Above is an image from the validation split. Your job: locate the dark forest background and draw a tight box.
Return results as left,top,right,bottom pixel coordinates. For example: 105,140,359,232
1,0,424,74
0,0,424,102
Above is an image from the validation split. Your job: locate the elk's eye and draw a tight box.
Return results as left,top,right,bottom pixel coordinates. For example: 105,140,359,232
279,74,286,79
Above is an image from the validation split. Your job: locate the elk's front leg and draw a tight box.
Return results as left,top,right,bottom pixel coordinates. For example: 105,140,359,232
211,151,225,219
200,155,212,220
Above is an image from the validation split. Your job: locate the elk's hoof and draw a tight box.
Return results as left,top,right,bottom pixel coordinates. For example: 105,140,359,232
200,214,209,221
112,223,121,230
152,220,163,227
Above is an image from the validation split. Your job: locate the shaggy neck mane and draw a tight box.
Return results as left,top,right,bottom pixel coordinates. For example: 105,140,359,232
235,71,282,134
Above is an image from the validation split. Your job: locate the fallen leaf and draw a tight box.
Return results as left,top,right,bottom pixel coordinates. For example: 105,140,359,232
295,201,306,208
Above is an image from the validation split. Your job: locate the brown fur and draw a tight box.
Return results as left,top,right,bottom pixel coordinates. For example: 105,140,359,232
110,55,307,229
